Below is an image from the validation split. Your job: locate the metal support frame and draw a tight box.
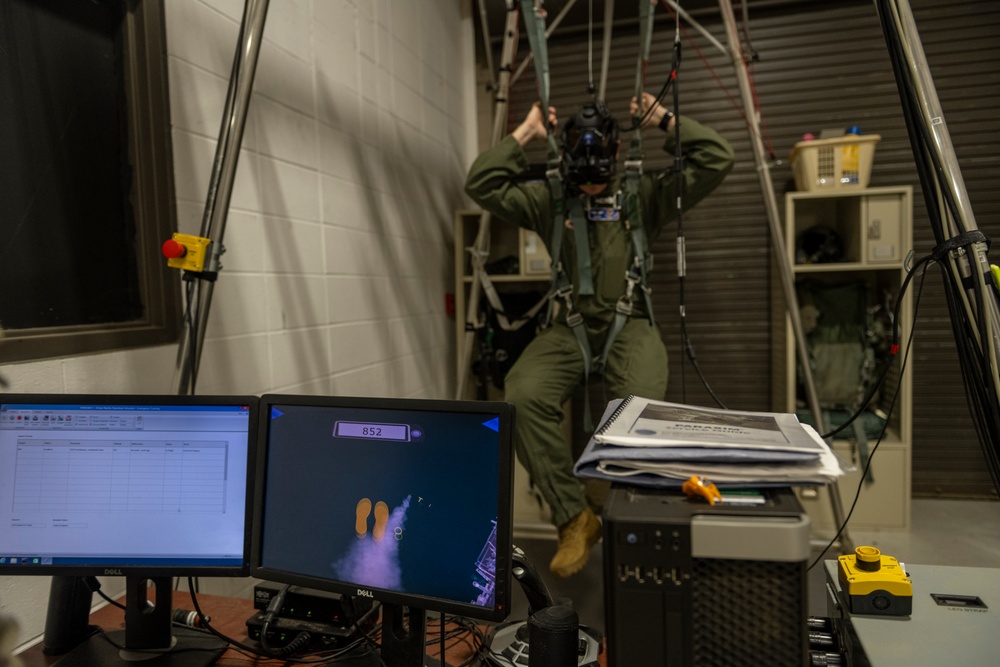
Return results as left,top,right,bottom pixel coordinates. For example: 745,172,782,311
457,3,523,399
173,0,270,395
876,0,1000,489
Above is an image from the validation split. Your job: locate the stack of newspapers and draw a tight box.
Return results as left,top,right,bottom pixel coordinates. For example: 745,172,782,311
574,395,844,488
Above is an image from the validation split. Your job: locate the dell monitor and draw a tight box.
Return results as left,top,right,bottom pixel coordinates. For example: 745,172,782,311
251,394,515,667
0,394,258,666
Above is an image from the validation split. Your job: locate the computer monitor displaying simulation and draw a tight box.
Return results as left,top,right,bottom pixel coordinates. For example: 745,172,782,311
251,394,515,667
0,394,258,667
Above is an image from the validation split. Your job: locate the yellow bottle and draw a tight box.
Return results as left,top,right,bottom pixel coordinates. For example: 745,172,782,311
841,125,861,185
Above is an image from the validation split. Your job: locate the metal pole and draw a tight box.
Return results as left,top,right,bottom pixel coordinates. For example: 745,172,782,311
717,0,853,551
477,0,499,92
173,0,270,395
661,0,726,54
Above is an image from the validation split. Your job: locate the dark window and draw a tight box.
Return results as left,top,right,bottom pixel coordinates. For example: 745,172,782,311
0,0,179,362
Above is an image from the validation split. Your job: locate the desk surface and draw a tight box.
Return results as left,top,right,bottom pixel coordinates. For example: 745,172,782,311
17,591,484,666
19,591,607,667
825,561,1000,665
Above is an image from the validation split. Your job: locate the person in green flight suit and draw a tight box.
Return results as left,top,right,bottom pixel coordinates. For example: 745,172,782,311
465,92,734,577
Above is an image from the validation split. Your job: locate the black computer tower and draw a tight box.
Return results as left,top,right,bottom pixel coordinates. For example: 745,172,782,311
603,485,811,666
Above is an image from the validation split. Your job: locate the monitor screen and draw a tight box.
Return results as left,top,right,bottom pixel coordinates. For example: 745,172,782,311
0,393,258,666
251,394,515,664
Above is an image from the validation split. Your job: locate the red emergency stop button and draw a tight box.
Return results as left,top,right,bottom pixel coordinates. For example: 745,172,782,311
162,239,187,259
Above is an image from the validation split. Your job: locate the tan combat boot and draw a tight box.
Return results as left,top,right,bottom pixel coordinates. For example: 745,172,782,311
549,506,602,578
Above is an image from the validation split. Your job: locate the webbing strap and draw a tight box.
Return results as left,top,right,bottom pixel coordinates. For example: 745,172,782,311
546,190,595,430
467,247,548,332
594,217,656,375
628,0,656,163
568,198,594,296
520,0,561,161
630,222,656,320
634,0,656,101
547,208,594,379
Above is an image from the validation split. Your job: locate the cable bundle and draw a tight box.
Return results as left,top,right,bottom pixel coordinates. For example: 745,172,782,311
876,0,1000,493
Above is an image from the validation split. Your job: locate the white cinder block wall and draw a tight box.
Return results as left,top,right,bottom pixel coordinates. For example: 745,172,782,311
0,0,478,648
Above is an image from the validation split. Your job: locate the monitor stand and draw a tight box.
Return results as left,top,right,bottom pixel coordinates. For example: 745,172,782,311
51,576,227,667
336,603,444,667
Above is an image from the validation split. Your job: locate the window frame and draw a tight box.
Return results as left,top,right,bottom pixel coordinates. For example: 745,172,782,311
0,0,180,363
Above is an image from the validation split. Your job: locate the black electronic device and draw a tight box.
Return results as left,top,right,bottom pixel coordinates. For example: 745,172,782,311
561,100,619,185
602,485,812,666
250,394,516,667
245,608,376,650
252,583,372,625
486,545,601,667
0,394,259,667
837,546,913,616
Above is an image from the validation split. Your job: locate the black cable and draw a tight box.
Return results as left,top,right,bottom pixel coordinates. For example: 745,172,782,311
819,252,934,440
878,0,1000,491
86,577,126,611
257,584,313,660
945,263,1000,491
180,275,200,396
660,19,725,409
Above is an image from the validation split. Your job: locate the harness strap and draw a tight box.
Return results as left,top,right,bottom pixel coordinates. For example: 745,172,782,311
521,1,561,161
567,197,594,296
620,0,657,330
521,0,659,430
594,209,656,376
547,194,594,370
628,0,656,164
547,189,596,431
630,217,657,320
467,247,548,332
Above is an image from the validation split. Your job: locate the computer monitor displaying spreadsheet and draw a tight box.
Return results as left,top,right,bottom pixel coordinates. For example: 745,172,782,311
0,394,258,667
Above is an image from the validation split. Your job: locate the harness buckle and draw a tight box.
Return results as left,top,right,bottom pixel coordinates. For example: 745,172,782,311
565,311,584,328
622,270,639,296
624,159,643,175
615,298,633,316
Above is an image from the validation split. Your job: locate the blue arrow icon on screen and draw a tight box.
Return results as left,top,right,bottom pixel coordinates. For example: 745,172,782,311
482,417,499,432
271,407,284,419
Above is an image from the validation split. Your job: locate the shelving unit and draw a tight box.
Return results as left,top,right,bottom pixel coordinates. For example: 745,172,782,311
772,186,914,532
453,209,552,397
